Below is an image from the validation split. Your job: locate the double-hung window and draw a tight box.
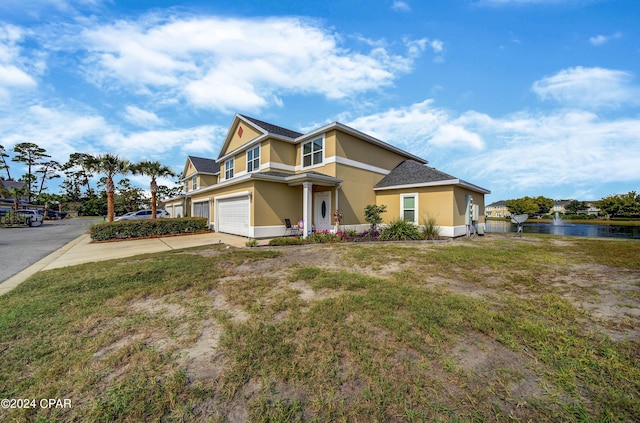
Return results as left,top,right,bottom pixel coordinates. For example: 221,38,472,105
247,146,260,172
225,158,234,179
192,176,197,190
302,137,323,167
401,194,417,224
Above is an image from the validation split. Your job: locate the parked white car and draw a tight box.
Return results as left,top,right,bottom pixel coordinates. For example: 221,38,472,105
14,210,44,227
115,209,170,221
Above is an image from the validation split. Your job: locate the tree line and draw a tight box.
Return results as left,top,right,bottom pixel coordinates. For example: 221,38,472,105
1,143,182,222
503,193,640,218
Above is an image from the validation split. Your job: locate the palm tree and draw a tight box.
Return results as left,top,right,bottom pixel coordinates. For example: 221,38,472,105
90,154,130,222
131,160,176,219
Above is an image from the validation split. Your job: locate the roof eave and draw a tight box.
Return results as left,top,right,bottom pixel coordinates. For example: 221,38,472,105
375,179,491,194
297,122,427,164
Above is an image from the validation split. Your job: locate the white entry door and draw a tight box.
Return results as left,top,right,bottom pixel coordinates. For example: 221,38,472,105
314,191,332,231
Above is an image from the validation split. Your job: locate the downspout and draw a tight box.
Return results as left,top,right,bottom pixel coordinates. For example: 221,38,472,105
335,182,342,230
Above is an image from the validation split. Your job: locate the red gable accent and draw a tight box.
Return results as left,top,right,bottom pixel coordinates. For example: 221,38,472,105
238,126,243,138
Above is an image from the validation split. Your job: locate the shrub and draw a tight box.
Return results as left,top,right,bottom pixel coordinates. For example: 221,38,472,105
90,217,209,241
245,238,259,247
364,204,387,231
420,216,441,240
309,230,345,243
268,237,306,246
379,219,422,241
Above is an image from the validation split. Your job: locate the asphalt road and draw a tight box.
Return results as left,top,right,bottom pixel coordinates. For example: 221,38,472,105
0,217,102,284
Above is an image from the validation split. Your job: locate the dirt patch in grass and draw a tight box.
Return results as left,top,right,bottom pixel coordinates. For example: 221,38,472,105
2,234,638,422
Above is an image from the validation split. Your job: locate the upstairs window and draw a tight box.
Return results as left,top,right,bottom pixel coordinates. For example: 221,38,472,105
192,176,197,190
302,137,323,167
247,145,260,172
225,158,234,180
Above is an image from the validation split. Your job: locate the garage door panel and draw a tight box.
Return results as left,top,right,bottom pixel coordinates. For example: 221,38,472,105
218,197,250,237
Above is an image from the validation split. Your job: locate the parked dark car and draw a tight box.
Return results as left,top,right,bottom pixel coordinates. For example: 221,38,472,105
38,210,68,220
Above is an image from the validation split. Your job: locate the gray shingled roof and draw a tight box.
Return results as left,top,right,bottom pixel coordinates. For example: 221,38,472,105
239,114,303,139
188,156,219,174
375,160,457,188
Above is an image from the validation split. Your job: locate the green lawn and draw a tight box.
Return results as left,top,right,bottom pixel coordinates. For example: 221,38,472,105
1,235,638,422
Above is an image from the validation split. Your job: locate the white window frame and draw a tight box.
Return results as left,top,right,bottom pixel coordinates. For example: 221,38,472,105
225,158,234,180
192,176,197,190
247,145,260,173
400,193,418,224
302,136,324,168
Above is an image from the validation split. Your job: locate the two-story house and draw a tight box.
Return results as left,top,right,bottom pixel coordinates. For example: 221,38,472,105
164,114,490,238
485,201,511,218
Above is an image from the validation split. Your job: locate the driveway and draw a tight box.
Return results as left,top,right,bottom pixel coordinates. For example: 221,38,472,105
0,217,101,284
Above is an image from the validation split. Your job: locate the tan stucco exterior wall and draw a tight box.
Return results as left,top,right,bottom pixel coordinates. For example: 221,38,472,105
264,140,290,166
452,187,486,225
375,186,456,227
336,164,385,224
335,131,410,170
253,181,302,227
264,139,296,172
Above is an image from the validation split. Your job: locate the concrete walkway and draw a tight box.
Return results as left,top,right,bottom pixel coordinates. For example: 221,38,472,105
0,231,265,296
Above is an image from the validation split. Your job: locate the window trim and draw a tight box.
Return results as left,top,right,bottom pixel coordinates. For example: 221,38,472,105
301,136,324,168
225,158,235,180
400,193,418,224
192,176,197,190
247,145,260,173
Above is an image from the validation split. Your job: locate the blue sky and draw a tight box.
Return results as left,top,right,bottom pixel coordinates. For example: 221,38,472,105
1,0,639,203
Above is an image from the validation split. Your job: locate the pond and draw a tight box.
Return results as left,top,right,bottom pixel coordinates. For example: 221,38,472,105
485,220,640,239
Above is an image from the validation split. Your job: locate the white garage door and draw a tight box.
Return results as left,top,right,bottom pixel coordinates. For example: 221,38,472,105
217,196,250,237
173,205,183,218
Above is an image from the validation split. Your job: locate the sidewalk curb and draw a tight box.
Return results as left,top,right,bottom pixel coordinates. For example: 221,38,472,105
0,233,89,296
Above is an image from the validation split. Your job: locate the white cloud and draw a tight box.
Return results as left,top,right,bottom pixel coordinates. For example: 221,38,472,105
0,24,38,101
0,105,108,168
589,31,622,46
103,126,222,158
0,104,224,177
430,124,485,150
123,105,163,128
346,99,640,199
391,1,411,12
453,110,640,196
75,15,427,112
531,66,640,109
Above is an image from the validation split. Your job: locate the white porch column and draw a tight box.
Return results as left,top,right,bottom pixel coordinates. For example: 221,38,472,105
302,182,313,238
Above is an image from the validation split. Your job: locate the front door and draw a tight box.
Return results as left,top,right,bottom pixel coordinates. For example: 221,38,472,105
314,191,332,231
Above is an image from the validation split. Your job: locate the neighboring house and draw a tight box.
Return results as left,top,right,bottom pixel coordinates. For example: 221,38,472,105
485,201,511,218
164,114,490,238
580,202,601,216
0,179,30,209
553,200,571,214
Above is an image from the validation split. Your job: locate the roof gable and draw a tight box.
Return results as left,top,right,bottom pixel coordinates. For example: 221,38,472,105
218,114,303,160
182,156,218,178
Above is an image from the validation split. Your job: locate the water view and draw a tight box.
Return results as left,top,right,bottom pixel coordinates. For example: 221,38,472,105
485,220,640,239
